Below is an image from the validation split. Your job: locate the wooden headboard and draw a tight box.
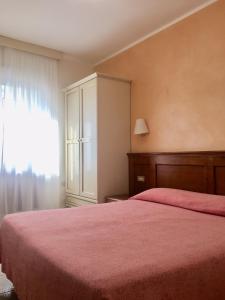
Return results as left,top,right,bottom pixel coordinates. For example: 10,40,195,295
127,151,225,196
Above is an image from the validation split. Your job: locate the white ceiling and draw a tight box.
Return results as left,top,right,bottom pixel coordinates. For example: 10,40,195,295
0,0,215,64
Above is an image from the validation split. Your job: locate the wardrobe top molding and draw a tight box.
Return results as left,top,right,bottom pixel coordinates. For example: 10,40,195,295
62,72,131,92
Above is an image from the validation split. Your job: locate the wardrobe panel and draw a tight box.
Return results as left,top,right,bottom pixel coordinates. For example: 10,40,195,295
66,142,80,195
66,88,79,141
80,80,97,199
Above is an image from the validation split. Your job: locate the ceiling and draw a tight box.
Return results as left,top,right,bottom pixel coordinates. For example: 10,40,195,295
0,0,215,64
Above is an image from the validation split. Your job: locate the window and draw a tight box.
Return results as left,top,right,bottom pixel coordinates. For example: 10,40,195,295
0,46,62,217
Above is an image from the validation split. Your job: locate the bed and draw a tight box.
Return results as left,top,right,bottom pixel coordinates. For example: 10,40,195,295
1,151,225,300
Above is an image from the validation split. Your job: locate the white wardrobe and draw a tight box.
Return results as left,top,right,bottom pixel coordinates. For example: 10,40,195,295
64,73,130,207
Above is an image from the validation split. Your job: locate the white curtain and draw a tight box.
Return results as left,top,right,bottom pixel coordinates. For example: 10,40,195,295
0,46,63,220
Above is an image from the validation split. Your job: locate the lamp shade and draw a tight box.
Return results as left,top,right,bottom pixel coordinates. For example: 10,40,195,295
134,118,149,135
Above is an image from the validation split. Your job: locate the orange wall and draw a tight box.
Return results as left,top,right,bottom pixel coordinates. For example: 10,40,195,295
95,0,225,152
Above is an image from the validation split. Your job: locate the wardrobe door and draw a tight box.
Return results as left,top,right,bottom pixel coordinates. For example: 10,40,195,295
65,87,80,195
79,79,97,199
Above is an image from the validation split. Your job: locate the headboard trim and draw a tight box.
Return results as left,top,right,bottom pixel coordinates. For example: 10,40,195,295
127,151,225,196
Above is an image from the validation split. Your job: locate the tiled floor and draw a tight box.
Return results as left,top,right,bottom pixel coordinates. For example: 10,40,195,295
0,266,18,300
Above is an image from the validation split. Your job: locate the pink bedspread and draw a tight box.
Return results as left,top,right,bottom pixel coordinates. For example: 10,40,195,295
1,198,225,300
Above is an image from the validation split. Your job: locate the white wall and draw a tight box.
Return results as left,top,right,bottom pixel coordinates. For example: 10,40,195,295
59,54,93,88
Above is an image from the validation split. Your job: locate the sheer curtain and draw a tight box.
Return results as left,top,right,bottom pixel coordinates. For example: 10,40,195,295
0,46,63,220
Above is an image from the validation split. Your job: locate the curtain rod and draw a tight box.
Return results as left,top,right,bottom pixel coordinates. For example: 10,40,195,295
0,35,63,60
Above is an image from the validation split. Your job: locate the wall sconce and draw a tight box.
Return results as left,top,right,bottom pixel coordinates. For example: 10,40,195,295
134,118,149,135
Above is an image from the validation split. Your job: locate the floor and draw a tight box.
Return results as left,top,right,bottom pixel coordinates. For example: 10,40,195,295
0,266,18,300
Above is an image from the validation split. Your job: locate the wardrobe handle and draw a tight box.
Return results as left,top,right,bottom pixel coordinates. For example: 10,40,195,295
80,138,89,143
